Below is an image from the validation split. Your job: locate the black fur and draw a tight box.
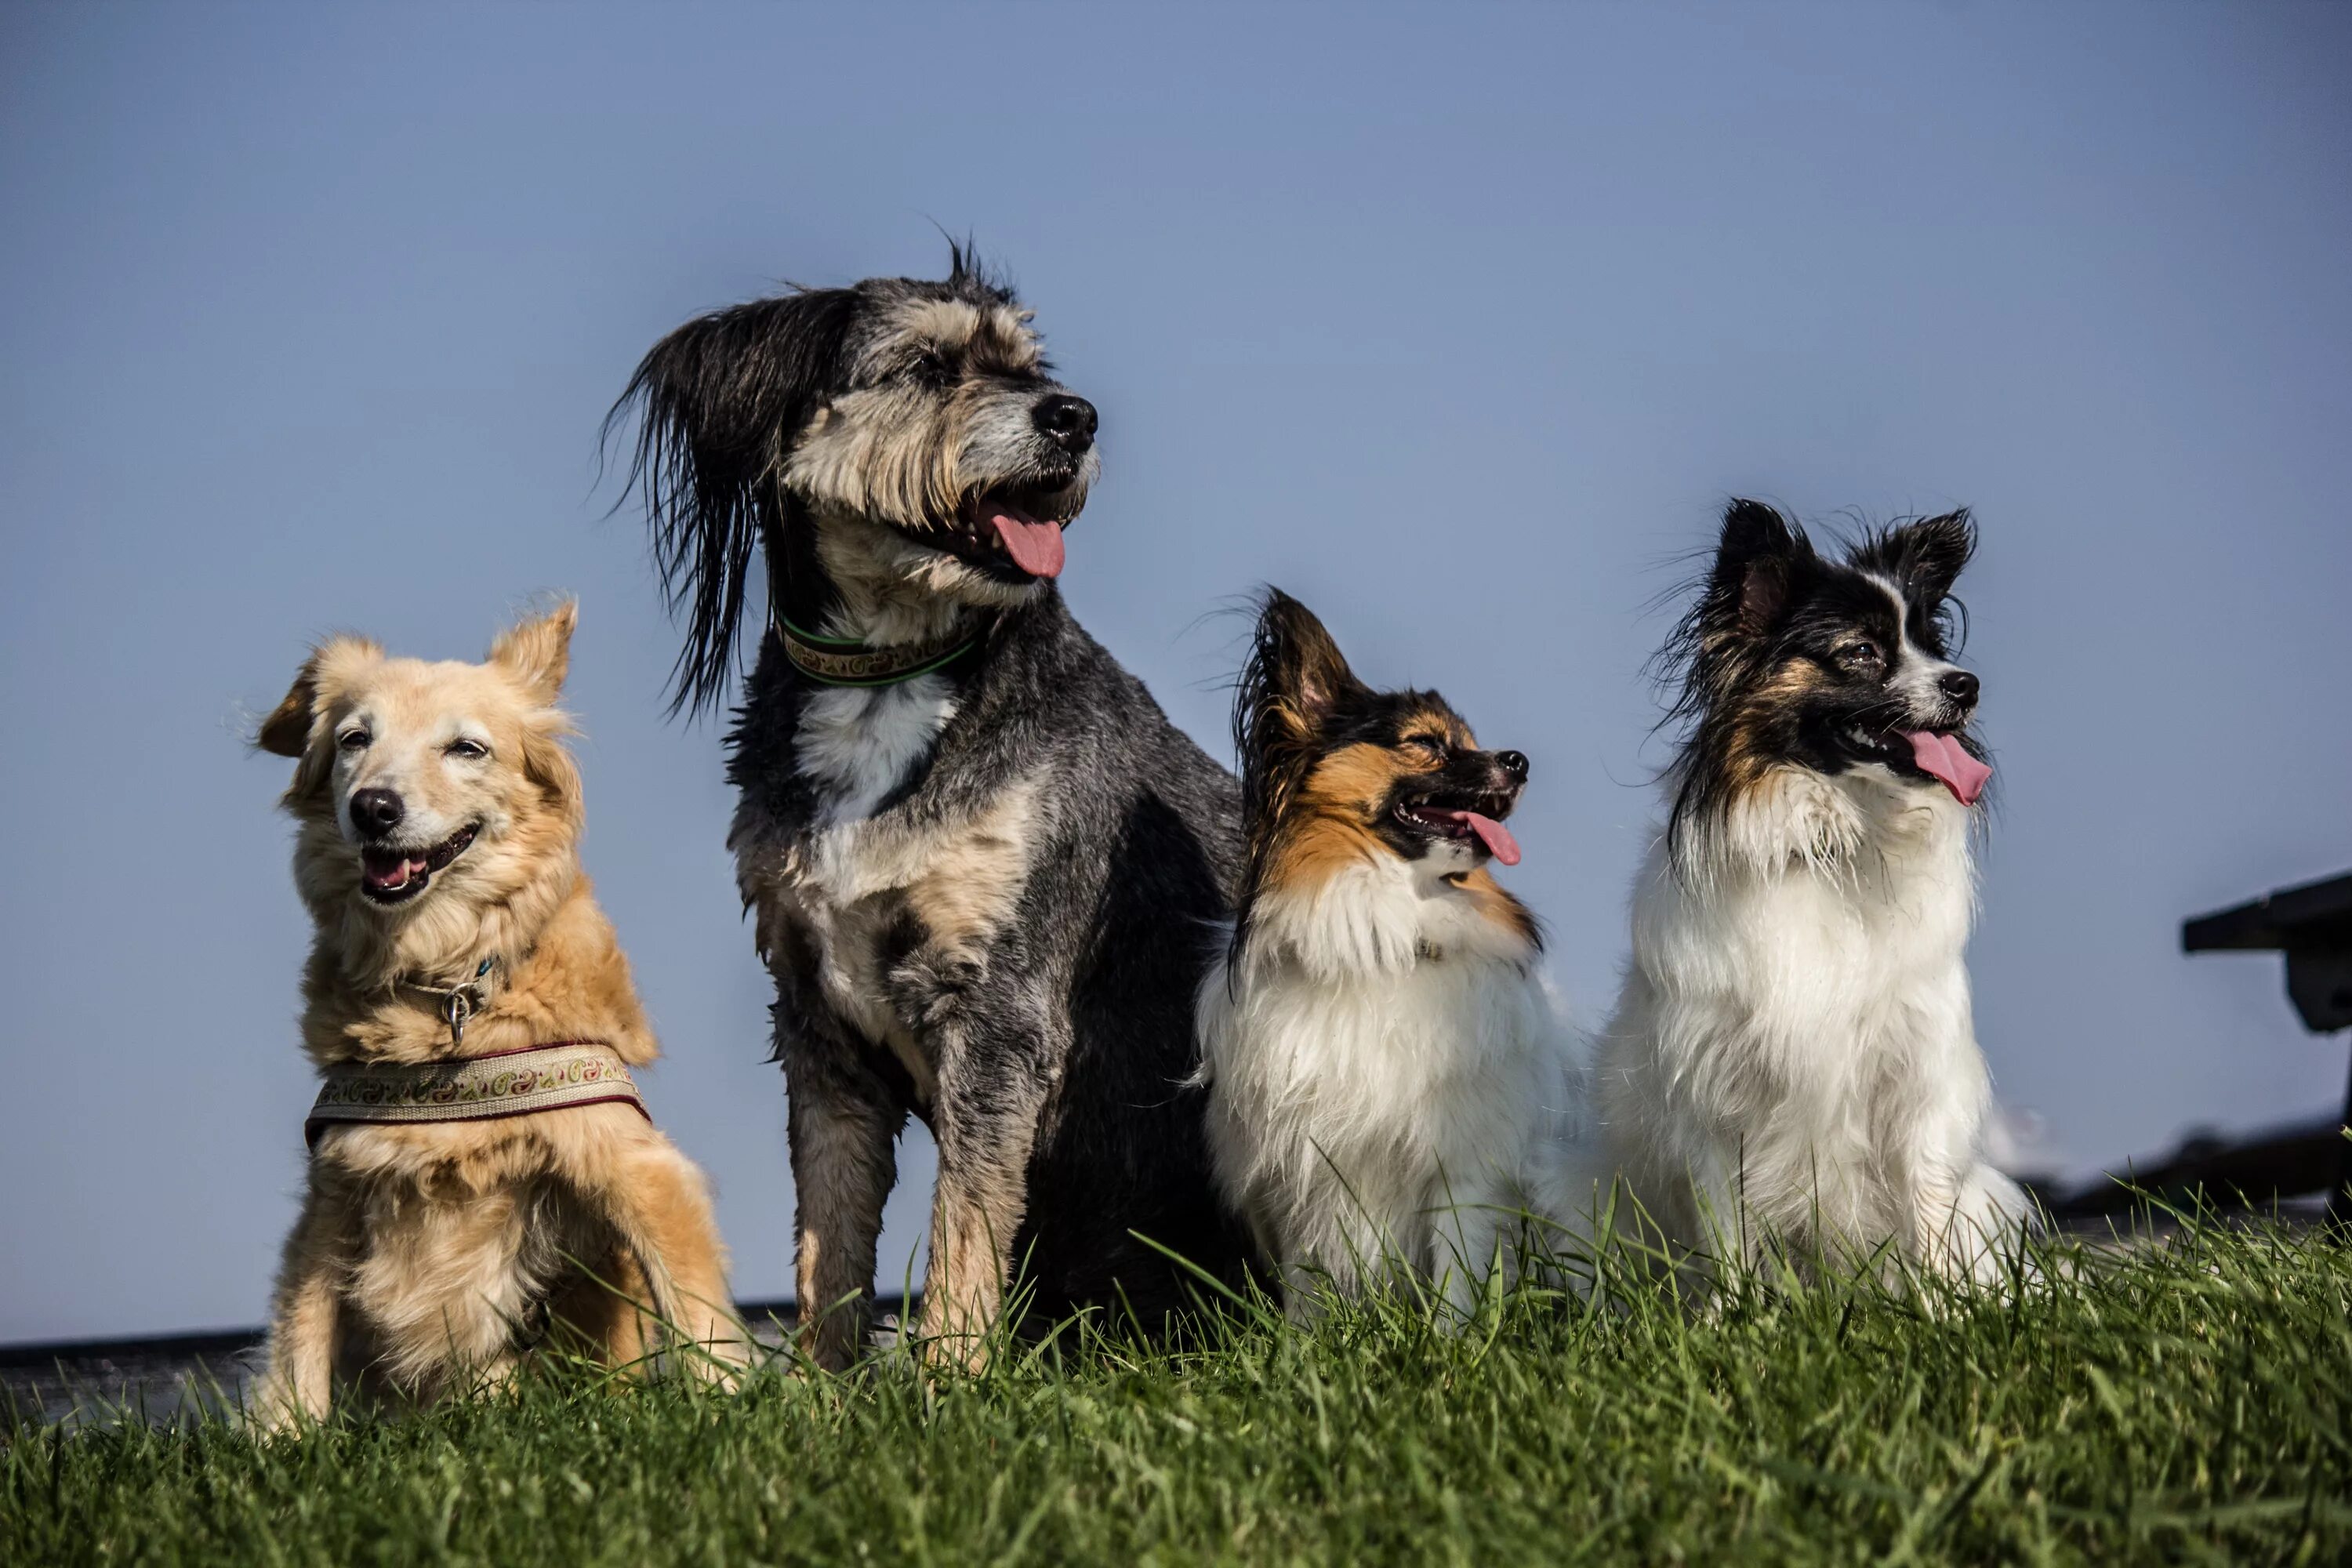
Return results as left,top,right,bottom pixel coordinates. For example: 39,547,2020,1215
607,245,1022,716
1659,500,1987,852
609,254,1250,1357
1230,590,1531,970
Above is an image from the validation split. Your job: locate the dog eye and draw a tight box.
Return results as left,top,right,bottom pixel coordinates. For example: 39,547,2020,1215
1405,735,1448,762
911,347,959,384
1836,641,1884,670
445,739,488,760
337,729,370,752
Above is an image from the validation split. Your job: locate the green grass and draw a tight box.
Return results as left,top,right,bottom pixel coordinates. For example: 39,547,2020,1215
5,1218,2349,1566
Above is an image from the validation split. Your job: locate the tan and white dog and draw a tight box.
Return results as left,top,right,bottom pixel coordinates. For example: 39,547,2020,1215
253,603,746,1425
1196,592,1577,1317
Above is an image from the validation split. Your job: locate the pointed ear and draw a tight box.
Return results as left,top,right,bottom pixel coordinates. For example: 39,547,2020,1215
256,635,381,757
605,287,861,717
489,601,577,704
1880,509,1976,606
1709,499,1807,639
1233,589,1370,868
1252,590,1367,740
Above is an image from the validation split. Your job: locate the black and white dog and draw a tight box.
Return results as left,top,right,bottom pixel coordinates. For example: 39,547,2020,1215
1594,502,2030,1284
610,251,1247,1367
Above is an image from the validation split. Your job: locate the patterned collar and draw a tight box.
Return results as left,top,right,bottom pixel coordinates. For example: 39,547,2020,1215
305,1041,648,1149
775,613,983,688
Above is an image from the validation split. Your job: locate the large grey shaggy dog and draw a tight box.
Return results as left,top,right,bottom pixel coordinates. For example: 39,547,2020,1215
610,250,1249,1368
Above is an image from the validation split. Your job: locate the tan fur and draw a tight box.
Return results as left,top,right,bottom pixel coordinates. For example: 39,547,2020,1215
786,301,1049,550
1714,655,1834,818
735,777,1043,1370
1254,667,1534,946
254,604,747,1428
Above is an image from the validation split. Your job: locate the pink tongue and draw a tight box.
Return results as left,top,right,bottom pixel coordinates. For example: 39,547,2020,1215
990,508,1065,579
1464,812,1522,866
1903,731,1992,806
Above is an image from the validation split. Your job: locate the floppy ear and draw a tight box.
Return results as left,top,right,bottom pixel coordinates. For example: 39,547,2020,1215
489,600,578,705
1878,508,1976,607
1708,499,1808,640
256,635,382,757
257,667,321,759
605,287,862,717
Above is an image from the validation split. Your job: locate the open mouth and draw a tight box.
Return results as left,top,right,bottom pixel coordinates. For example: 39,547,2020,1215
1392,791,1523,866
1839,724,1992,807
357,822,479,906
953,485,1080,581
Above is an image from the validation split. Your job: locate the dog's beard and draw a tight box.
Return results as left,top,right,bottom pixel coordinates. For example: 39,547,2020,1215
799,463,1095,647
785,389,1095,644
808,507,1039,646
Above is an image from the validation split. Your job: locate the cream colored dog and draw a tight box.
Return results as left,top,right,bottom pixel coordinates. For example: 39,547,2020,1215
254,602,746,1425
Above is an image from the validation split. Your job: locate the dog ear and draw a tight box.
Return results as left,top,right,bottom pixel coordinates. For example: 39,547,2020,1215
256,635,382,758
1251,589,1367,739
1710,499,1807,639
256,668,321,759
606,287,862,717
489,601,578,705
1227,590,1374,966
1874,509,1976,608
516,717,585,831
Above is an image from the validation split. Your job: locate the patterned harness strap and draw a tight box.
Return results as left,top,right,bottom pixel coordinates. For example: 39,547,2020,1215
304,1041,650,1149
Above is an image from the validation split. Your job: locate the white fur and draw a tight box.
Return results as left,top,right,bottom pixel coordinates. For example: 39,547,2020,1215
1594,764,2029,1284
1196,847,1576,1316
794,674,960,827
1866,574,1969,720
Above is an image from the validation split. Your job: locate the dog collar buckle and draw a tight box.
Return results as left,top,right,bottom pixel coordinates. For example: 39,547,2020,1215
407,955,497,1047
440,986,476,1047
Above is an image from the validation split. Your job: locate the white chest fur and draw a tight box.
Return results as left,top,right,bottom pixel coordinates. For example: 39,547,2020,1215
734,674,1036,1107
1197,855,1570,1305
1601,764,2024,1274
1637,768,1978,1093
794,675,960,828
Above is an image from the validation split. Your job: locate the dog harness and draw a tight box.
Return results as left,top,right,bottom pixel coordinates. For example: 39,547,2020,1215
304,1041,650,1149
775,613,987,688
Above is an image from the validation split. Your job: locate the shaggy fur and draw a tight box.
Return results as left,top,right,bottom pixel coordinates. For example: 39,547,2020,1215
1594,502,2031,1283
608,250,1248,1370
253,604,745,1426
1196,591,1574,1316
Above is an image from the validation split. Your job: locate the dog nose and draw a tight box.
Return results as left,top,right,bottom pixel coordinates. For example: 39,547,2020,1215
1938,670,1980,710
1031,394,1098,454
349,788,405,836
1495,750,1530,782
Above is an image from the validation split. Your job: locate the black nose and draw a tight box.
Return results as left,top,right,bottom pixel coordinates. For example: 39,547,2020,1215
349,788,405,836
1495,750,1530,782
1938,670,1980,709
1031,394,1098,454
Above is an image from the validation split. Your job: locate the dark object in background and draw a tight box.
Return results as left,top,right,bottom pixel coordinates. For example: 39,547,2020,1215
2183,869,2352,1229
2042,1116,2343,1222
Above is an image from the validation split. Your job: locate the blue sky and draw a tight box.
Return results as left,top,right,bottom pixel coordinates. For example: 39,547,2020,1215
3,2,2347,1341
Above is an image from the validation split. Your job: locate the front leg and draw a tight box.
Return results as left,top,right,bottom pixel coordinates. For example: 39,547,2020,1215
256,1176,350,1432
1429,1171,1519,1323
1900,1059,2027,1286
780,1016,907,1373
917,1039,1049,1372
582,1136,749,1382
1911,1151,2030,1286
